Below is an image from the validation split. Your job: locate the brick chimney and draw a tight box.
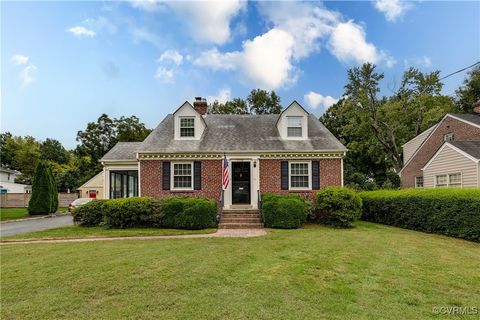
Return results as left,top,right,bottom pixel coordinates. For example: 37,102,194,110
193,97,208,115
473,100,480,114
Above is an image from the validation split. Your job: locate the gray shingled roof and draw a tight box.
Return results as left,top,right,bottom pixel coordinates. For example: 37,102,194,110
450,113,480,126
137,114,346,153
450,141,480,159
101,142,142,161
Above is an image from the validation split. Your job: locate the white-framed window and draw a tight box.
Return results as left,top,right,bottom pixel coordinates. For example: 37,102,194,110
289,161,310,190
415,176,424,188
287,116,303,137
444,133,454,142
172,162,193,190
180,117,195,137
435,174,448,187
448,173,462,187
435,173,462,188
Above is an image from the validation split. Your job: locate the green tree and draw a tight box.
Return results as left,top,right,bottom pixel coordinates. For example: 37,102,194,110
455,65,480,113
0,132,15,168
75,114,117,164
40,138,70,164
321,63,454,188
11,136,41,183
209,98,249,114
28,162,57,214
116,116,152,142
247,89,282,114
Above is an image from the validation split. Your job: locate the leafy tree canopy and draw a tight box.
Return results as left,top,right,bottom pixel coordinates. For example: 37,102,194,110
209,89,282,115
455,65,480,113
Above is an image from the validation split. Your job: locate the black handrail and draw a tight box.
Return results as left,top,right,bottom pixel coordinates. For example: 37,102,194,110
216,189,224,223
257,190,263,223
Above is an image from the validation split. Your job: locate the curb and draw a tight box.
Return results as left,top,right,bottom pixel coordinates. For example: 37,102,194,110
0,213,71,224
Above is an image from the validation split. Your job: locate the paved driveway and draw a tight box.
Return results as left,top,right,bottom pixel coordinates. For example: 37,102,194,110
1,215,74,237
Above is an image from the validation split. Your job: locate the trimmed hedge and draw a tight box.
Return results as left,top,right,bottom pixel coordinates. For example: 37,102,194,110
72,200,106,226
73,196,217,230
162,197,217,230
316,187,362,228
262,193,308,229
103,197,164,228
360,189,480,242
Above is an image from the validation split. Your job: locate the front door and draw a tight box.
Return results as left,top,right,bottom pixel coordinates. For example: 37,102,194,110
232,162,251,204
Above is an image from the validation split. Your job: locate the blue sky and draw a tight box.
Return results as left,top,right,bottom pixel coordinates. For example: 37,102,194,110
2,0,479,149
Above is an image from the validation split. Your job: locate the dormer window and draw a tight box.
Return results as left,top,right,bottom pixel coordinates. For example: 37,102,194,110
180,117,195,137
287,116,303,137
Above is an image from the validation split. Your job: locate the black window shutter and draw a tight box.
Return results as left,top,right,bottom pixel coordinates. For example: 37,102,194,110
194,161,202,190
162,161,170,190
312,161,320,190
281,161,289,190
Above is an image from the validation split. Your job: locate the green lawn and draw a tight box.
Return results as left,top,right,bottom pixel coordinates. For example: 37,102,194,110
2,226,217,240
0,207,68,221
1,222,479,319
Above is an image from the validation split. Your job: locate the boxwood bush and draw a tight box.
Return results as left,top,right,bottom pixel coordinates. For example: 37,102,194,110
161,197,217,229
316,187,363,228
262,193,308,229
103,197,163,229
360,189,480,242
72,200,106,226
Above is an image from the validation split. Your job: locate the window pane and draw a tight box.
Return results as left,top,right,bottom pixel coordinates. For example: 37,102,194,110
287,127,302,137
287,117,302,127
180,118,194,128
291,176,309,188
173,163,192,188
436,175,447,187
415,176,424,188
449,173,461,185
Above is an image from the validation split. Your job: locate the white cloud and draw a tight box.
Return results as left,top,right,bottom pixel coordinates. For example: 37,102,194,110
194,2,396,89
83,16,117,35
163,0,246,45
11,54,29,65
207,88,231,104
67,26,96,37
194,28,296,90
194,48,239,71
373,0,412,22
129,25,162,48
329,21,395,67
19,64,37,86
304,91,338,110
154,67,174,83
129,0,166,12
158,50,183,66
403,56,432,68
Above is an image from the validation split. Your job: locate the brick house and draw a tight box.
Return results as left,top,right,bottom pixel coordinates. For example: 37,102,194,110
400,106,480,188
101,98,346,211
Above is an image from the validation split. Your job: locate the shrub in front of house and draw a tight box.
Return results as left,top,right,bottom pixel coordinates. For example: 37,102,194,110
262,193,308,229
360,189,480,242
103,197,164,229
72,200,106,226
316,187,362,228
161,197,217,229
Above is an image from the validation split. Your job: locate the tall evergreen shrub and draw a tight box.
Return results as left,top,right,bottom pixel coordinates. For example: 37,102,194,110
28,162,57,214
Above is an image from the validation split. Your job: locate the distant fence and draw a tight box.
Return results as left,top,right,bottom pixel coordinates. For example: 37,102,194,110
0,193,79,208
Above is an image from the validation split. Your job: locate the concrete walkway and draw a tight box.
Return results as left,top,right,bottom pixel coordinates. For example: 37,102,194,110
0,215,74,237
0,228,267,245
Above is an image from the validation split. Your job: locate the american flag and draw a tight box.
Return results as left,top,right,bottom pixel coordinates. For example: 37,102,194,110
222,155,229,189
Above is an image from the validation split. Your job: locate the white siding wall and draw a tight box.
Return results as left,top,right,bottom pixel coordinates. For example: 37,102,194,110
423,145,478,188
277,102,309,140
403,126,435,164
174,102,206,140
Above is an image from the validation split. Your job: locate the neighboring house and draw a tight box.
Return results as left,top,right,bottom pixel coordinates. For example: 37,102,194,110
0,168,31,193
400,106,480,188
101,98,346,209
77,172,104,199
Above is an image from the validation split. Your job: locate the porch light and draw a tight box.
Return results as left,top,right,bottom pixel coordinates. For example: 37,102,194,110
253,160,257,168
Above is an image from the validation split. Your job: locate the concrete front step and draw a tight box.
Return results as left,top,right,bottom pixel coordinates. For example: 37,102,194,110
221,213,261,218
222,210,260,215
218,222,264,229
221,217,262,223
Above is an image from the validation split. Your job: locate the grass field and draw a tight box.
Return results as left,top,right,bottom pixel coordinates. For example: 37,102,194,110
2,226,217,240
1,222,479,319
0,207,68,221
